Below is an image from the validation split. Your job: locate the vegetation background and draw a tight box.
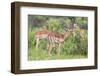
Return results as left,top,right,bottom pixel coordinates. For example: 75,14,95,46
28,15,88,60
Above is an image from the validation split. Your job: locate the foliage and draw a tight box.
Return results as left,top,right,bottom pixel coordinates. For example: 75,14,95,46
62,27,88,56
28,15,88,60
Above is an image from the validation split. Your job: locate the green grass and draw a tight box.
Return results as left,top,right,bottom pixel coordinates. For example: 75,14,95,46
28,47,87,61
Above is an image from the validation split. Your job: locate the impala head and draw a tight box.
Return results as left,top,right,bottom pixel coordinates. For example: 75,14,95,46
63,26,73,39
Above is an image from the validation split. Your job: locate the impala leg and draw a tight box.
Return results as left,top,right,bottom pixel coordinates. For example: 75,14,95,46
36,38,39,49
58,43,61,56
48,43,52,56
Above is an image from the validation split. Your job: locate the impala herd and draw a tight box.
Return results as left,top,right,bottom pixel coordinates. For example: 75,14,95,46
35,24,77,56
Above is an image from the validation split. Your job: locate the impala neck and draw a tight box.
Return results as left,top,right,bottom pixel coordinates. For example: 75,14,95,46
64,31,71,39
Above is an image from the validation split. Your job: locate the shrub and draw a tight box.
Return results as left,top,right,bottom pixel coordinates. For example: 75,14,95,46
62,28,88,56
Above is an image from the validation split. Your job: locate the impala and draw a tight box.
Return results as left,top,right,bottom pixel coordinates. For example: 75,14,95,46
35,29,50,49
47,28,73,56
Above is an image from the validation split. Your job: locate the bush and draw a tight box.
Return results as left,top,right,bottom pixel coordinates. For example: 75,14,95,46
62,28,88,56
